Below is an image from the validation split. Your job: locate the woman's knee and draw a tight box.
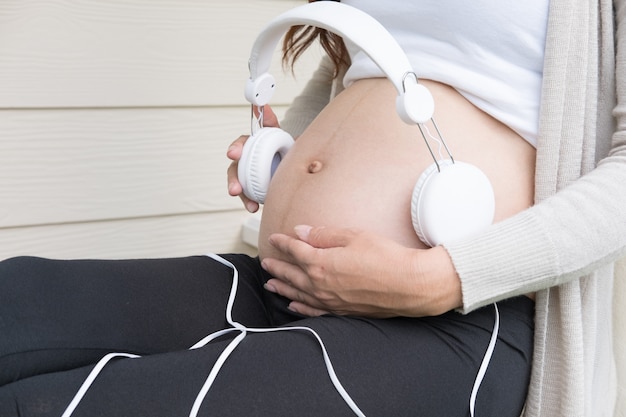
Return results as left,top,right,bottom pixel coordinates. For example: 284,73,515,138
0,256,49,279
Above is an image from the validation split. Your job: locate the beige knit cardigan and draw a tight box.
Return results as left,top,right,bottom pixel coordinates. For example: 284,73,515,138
280,0,626,415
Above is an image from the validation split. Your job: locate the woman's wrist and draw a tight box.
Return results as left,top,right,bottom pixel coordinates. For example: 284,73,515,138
408,246,463,316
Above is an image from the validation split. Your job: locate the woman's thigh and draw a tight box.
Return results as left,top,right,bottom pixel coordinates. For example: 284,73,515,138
0,297,534,417
0,254,271,386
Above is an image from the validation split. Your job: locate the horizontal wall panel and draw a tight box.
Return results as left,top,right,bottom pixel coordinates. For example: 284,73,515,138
0,0,321,108
0,106,287,228
0,210,258,261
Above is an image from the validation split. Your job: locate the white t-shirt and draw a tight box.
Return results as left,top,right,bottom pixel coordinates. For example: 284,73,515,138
341,0,550,147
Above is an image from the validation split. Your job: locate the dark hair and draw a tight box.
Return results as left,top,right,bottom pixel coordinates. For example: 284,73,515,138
282,0,350,78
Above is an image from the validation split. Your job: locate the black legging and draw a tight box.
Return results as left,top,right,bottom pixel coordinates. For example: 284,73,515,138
0,254,534,417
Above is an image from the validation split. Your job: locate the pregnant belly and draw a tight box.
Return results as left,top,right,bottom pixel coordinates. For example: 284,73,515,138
257,79,535,261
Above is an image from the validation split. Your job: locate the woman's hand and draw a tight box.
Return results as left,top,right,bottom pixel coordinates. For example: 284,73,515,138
261,225,463,318
226,105,281,213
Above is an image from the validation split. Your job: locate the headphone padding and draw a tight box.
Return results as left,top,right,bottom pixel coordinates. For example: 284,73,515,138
411,161,495,247
238,127,294,204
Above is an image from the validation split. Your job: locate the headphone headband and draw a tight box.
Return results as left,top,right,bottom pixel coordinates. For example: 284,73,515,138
245,2,434,124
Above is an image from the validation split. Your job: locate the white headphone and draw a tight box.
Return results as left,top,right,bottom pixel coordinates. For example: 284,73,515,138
239,1,495,247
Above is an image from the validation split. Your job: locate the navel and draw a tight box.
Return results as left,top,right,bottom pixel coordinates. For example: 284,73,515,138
307,160,323,174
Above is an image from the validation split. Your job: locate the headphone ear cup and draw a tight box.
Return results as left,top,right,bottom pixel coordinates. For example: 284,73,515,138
238,127,294,204
411,160,495,247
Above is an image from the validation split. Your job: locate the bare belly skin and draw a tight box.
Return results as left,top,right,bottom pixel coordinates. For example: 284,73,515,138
258,78,536,263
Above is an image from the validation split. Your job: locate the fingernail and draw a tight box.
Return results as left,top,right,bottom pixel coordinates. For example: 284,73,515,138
245,201,258,213
264,282,277,293
294,225,312,240
260,258,268,269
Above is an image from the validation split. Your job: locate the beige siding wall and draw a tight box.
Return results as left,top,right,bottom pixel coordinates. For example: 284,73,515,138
0,0,319,260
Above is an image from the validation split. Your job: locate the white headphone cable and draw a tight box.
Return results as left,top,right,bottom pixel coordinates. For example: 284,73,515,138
469,302,500,417
420,122,445,161
417,119,456,171
60,352,140,417
191,253,367,417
